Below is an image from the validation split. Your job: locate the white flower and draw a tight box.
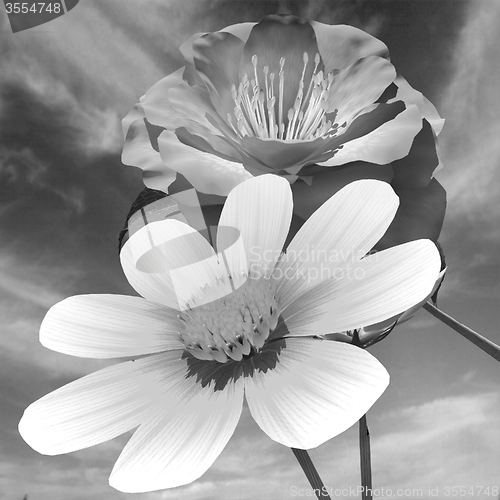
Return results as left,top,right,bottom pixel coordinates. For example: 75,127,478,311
19,177,441,493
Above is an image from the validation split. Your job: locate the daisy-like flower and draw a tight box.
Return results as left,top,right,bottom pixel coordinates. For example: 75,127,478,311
19,177,441,492
123,14,445,248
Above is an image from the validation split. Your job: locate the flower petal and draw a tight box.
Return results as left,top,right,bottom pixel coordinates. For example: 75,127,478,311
122,106,176,194
192,31,244,122
179,23,255,65
391,76,445,136
282,239,441,335
311,22,390,71
121,102,145,140
391,119,439,189
244,337,389,449
140,68,185,126
327,56,397,125
158,130,253,196
375,179,447,249
174,126,243,163
40,295,183,358
354,266,446,346
395,267,447,323
179,33,206,65
221,22,256,42
277,180,399,309
318,104,422,167
140,68,222,140
218,175,293,279
238,135,327,172
109,357,244,492
18,353,178,455
120,219,233,309
292,162,394,221
240,15,323,120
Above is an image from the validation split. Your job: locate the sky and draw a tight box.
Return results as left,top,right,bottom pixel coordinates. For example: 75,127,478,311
0,1,499,499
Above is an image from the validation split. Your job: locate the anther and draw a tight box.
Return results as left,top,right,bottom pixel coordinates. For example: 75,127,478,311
229,51,337,141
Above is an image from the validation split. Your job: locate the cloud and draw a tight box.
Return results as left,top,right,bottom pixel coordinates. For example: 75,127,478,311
460,369,477,384
0,249,120,380
0,147,86,215
371,392,500,494
0,250,81,308
0,0,230,117
437,1,500,226
298,392,500,499
423,1,500,300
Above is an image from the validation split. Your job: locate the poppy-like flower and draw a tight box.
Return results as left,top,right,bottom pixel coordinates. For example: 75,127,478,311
122,14,446,249
19,177,441,492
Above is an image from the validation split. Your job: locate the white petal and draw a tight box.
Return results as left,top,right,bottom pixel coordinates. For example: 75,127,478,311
121,102,145,140
282,240,441,335
122,129,171,182
218,175,293,279
390,76,445,136
220,22,256,42
121,108,176,193
396,267,446,324
179,33,206,65
327,56,397,125
244,338,389,449
311,22,390,71
109,364,244,492
40,294,183,358
140,68,188,127
158,130,253,197
318,105,422,167
276,180,398,309
18,352,179,455
120,219,232,310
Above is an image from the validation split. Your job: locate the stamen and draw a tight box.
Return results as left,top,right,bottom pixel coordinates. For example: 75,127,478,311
263,65,270,100
226,113,239,136
179,277,281,364
286,108,294,140
288,97,301,140
302,52,321,114
230,51,340,141
278,57,285,138
257,89,268,138
252,55,260,92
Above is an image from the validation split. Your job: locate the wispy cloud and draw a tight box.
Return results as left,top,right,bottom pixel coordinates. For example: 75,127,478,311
437,2,500,226
0,251,80,309
426,1,500,301
371,392,500,494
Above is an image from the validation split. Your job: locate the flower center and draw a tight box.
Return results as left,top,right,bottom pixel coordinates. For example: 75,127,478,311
178,277,281,364
228,52,341,141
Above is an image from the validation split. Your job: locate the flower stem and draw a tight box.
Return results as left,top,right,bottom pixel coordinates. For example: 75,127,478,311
359,415,372,500
291,448,332,499
423,302,500,362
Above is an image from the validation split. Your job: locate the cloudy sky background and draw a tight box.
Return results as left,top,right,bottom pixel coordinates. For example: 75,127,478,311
0,1,499,499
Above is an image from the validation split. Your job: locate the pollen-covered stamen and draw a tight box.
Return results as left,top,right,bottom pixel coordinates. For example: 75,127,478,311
278,56,285,138
178,277,281,364
231,52,341,141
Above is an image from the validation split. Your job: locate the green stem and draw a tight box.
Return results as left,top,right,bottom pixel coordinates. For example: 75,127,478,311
423,302,500,362
359,415,372,500
291,448,331,500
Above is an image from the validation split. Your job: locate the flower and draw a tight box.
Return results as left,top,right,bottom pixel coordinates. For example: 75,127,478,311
19,177,441,492
122,14,446,248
